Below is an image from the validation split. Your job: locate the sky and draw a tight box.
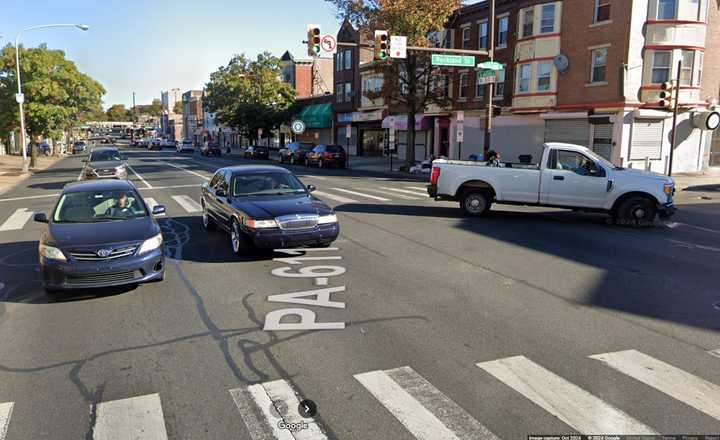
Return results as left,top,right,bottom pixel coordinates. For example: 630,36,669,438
0,0,343,109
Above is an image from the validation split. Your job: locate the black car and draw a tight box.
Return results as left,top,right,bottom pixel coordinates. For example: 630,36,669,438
279,142,315,164
201,142,222,157
200,165,339,253
34,179,166,293
82,147,128,180
305,144,347,168
244,145,269,160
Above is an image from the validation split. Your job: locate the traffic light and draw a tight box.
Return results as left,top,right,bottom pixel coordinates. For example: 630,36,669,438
307,25,321,57
374,30,388,61
658,81,675,109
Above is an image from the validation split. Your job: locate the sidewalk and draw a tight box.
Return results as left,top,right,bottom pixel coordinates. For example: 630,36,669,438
0,154,65,196
673,167,720,191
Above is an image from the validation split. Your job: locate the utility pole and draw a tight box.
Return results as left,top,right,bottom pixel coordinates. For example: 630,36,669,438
668,60,682,177
483,0,496,155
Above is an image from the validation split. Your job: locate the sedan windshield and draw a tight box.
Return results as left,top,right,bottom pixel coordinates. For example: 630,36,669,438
232,173,306,196
90,150,122,162
53,190,148,223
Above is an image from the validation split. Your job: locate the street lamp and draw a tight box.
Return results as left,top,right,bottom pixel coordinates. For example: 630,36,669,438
15,23,90,172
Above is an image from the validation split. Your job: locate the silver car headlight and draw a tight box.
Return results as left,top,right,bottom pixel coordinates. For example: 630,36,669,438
39,244,67,261
138,233,163,255
318,214,338,224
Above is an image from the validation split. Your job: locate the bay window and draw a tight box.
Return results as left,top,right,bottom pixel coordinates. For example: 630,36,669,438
522,9,534,38
537,62,552,91
541,4,556,33
517,64,531,93
680,50,695,85
657,0,677,19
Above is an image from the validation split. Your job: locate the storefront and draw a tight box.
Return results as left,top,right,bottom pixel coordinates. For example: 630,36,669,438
335,112,358,155
337,109,385,156
296,103,333,145
382,114,433,161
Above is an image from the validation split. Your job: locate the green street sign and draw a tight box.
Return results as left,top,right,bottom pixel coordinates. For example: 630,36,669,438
476,69,497,85
477,61,504,71
431,54,475,67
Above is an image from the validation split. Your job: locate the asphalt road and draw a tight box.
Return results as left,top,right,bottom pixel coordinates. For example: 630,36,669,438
0,143,719,440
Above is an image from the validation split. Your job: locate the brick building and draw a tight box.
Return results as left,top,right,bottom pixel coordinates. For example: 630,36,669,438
182,90,204,146
280,51,333,98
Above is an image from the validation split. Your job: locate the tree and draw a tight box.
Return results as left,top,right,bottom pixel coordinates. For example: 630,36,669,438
106,104,133,121
0,44,105,166
327,0,460,168
173,101,183,115
204,52,296,143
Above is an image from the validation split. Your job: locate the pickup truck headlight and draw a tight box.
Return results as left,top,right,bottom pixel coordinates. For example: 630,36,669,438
318,214,338,224
39,244,66,261
138,233,163,255
242,218,278,229
663,183,675,196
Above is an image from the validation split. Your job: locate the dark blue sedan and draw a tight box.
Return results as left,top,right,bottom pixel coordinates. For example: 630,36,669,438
200,165,339,253
34,179,166,293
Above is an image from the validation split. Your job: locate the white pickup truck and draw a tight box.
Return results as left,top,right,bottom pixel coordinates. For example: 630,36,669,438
428,142,676,222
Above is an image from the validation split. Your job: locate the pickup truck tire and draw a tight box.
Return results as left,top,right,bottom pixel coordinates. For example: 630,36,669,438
616,196,657,225
460,191,491,216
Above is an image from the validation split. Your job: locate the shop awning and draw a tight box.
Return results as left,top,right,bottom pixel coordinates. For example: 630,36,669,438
297,103,333,129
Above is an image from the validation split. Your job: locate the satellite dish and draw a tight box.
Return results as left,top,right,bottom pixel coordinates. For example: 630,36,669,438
554,54,569,74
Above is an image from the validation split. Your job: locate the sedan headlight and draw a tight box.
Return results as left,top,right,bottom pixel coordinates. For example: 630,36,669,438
318,214,338,224
138,233,163,255
116,165,127,173
242,218,278,229
39,244,66,261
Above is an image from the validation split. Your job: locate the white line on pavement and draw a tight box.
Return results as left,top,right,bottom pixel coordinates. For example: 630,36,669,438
230,386,295,440
0,193,59,203
666,239,720,252
171,195,202,213
77,168,84,181
355,367,499,440
312,190,357,204
139,184,201,191
590,349,720,421
0,402,13,440
379,186,428,197
709,349,720,359
297,175,327,181
92,393,168,440
0,208,35,232
261,380,328,440
477,355,658,435
160,161,210,181
127,164,153,189
664,221,720,235
332,188,390,201
405,186,428,191
360,188,420,200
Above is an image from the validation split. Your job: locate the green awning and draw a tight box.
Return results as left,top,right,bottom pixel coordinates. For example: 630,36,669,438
298,103,332,129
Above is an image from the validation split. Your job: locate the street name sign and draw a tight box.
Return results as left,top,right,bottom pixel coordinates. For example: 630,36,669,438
431,54,475,68
476,69,497,85
390,36,407,59
477,61,504,71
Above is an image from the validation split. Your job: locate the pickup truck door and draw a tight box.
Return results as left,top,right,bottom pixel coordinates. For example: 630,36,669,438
542,149,609,208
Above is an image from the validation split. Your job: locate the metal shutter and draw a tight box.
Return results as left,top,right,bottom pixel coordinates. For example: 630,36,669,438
630,119,664,160
592,124,613,160
545,119,590,147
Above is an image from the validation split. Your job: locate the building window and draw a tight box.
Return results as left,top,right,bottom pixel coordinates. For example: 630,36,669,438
336,84,343,103
495,67,506,97
651,51,672,83
657,0,677,19
680,50,695,85
459,73,469,99
541,4,556,33
696,52,703,86
475,71,485,99
498,16,509,46
595,0,611,23
479,21,488,49
344,50,352,70
591,47,608,83
442,30,453,48
517,64,531,93
344,82,352,102
522,8,534,38
537,62,552,91
336,52,343,71
690,0,701,20
443,76,452,98
461,26,471,49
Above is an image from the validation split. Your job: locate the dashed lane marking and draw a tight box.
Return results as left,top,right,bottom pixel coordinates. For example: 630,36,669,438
127,164,153,189
160,161,210,181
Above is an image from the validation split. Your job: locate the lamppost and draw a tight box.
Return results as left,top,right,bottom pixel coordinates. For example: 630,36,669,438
15,23,90,172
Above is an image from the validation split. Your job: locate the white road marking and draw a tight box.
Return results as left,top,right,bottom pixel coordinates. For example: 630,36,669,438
360,188,420,200
297,175,327,181
709,349,720,359
590,349,720,421
405,186,428,191
477,356,657,435
0,402,13,440
171,195,202,213
667,239,720,252
77,168,84,181
0,208,34,232
138,184,200,191
379,186,428,197
332,188,390,201
160,161,210,181
0,193,59,203
664,221,720,235
312,190,357,204
92,393,168,440
355,367,498,440
127,164,153,189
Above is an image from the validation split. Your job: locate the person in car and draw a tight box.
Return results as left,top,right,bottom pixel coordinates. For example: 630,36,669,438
106,193,132,218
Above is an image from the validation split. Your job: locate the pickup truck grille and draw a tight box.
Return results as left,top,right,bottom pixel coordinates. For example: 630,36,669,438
275,214,319,231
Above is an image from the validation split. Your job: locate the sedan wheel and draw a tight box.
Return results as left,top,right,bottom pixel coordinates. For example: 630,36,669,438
202,203,215,230
230,220,242,254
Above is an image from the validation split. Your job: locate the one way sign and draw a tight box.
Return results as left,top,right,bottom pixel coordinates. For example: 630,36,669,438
390,36,407,59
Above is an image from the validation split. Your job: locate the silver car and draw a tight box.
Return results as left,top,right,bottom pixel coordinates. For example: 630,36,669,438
82,147,128,180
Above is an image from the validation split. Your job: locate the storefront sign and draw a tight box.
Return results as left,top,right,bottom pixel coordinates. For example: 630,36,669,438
337,113,353,123
352,110,384,122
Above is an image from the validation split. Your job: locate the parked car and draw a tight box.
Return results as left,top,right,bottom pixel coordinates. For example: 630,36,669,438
82,147,128,180
244,145,269,160
161,139,177,149
100,137,112,144
72,141,87,154
201,142,222,157
177,139,195,153
410,160,433,176
428,142,676,222
34,179,166,293
200,165,339,253
279,142,315,164
148,139,162,151
305,144,347,168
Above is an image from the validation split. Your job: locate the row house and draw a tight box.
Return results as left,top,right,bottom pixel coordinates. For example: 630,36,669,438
182,90,204,146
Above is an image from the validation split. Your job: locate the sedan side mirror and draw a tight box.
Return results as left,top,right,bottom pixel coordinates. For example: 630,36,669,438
307,185,316,193
34,213,49,223
215,187,226,197
152,205,166,216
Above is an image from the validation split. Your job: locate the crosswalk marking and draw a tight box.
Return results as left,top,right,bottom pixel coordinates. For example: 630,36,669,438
710,349,720,359
355,366,499,440
379,186,428,197
230,380,327,440
0,208,34,232
590,349,720,421
405,186,427,191
93,393,168,440
171,195,202,213
361,188,420,200
312,190,357,204
477,356,658,435
332,188,391,201
0,402,13,440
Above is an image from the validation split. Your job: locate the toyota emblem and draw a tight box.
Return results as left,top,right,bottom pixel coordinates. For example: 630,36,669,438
97,249,112,258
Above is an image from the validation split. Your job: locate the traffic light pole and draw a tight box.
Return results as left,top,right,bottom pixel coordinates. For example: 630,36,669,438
668,60,682,177
334,41,488,57
483,0,496,155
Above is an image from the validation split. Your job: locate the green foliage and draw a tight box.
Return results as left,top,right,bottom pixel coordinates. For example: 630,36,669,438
135,98,163,116
106,104,133,121
204,52,297,140
173,101,184,114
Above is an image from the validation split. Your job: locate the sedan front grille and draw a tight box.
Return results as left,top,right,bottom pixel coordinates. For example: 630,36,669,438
66,271,139,286
96,169,116,176
275,214,319,231
70,245,138,261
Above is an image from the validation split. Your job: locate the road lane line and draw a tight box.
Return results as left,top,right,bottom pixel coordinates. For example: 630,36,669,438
405,186,428,191
360,188,420,200
77,168,84,181
590,349,720,421
666,239,720,252
127,164,153,189
0,402,13,440
379,186,429,197
477,356,657,435
668,222,720,235
355,367,498,440
0,209,34,232
0,193,59,203
297,175,327,181
312,190,357,204
171,195,202,213
93,393,168,440
261,380,328,439
230,386,295,440
160,161,211,181
332,188,391,201
138,184,200,191
709,349,720,359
